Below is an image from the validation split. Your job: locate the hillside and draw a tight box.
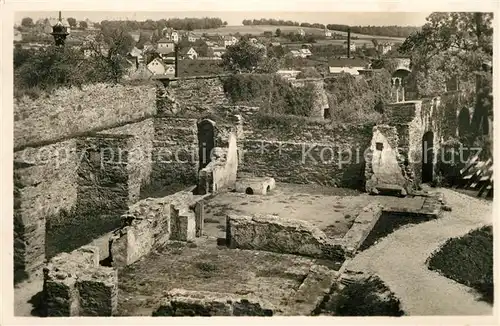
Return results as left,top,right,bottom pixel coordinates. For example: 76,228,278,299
193,25,406,41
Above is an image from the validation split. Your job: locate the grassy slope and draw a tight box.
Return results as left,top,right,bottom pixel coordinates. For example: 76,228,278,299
427,225,493,304
193,25,406,41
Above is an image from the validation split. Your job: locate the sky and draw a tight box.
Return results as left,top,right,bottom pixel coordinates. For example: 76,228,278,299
14,11,430,27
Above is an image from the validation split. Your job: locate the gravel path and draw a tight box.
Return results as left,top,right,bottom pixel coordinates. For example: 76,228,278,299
346,188,493,316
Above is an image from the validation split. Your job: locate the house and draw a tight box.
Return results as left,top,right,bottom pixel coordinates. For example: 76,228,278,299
157,38,175,59
377,42,393,55
181,47,198,60
162,28,179,43
143,41,154,51
147,57,175,76
324,28,332,37
290,48,312,58
223,35,238,47
209,46,226,58
277,69,302,80
128,47,144,64
14,29,23,42
328,58,368,75
344,41,356,52
186,32,198,43
270,42,281,47
297,28,305,36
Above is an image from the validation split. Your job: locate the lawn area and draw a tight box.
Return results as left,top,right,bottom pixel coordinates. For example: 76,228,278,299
427,225,493,304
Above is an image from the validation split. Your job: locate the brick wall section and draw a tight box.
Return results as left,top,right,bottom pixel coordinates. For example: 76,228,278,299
152,117,198,188
240,121,373,188
14,140,79,282
102,119,155,202
156,76,229,116
15,83,156,150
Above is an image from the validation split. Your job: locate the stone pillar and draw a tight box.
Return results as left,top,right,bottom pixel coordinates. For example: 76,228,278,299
195,200,204,237
170,205,196,241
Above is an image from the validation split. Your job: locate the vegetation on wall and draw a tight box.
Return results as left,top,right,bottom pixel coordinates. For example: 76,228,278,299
427,225,493,304
324,69,392,124
222,73,316,116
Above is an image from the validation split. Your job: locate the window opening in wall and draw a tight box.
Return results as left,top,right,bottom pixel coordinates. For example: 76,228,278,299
376,142,384,151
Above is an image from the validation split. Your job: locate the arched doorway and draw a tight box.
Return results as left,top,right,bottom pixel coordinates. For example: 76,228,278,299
422,131,434,183
197,120,215,170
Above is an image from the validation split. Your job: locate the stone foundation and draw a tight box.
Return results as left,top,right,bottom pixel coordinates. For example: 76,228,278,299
43,246,118,317
226,214,345,262
109,191,207,267
152,289,276,316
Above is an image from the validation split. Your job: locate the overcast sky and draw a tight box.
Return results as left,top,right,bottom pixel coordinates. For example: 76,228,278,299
15,11,430,26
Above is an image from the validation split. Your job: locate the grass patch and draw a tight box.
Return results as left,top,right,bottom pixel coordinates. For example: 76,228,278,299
322,276,404,316
427,225,493,304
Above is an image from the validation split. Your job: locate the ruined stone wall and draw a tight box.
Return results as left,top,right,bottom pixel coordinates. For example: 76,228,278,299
291,78,329,118
156,76,229,116
109,191,206,267
102,119,155,202
15,83,157,150
44,246,118,316
14,140,79,282
240,119,373,188
152,117,198,188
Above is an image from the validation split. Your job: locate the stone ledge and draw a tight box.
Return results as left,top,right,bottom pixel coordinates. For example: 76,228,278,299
226,214,345,262
152,289,276,316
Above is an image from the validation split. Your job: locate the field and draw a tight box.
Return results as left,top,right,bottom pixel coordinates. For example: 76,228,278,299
193,25,406,42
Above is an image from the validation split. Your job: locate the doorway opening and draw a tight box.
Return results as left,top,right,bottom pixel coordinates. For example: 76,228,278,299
197,120,215,171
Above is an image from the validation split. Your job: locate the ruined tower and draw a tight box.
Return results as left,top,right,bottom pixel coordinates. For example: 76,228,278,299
51,11,69,46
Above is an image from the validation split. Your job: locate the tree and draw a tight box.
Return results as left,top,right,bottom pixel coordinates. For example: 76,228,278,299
21,17,34,28
135,32,149,49
221,39,267,73
399,12,493,137
67,17,77,28
79,21,88,29
275,28,281,37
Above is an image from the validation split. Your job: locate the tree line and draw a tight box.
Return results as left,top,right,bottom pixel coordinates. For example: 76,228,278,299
241,18,420,38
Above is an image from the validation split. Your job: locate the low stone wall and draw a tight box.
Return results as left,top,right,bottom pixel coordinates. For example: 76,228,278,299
109,191,206,268
152,289,276,316
341,202,383,257
43,246,118,316
226,214,345,262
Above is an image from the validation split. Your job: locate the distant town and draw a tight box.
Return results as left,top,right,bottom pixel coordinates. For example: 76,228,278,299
14,13,415,81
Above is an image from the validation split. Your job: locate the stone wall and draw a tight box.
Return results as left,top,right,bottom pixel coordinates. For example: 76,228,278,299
291,78,329,118
15,83,156,150
14,140,79,282
102,119,155,202
43,246,118,316
226,214,345,262
156,76,229,116
109,191,206,268
152,117,198,189
153,289,276,316
240,120,373,188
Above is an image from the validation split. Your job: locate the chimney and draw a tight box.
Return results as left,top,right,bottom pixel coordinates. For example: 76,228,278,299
174,44,179,77
347,27,351,59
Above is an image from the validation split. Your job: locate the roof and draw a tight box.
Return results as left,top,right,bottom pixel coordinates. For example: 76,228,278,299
157,46,175,55
180,47,197,56
328,58,368,68
158,38,173,43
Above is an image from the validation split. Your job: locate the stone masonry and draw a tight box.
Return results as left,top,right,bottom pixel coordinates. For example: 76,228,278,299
43,246,118,316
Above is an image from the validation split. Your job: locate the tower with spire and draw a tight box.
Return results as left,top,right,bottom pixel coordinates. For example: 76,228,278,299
51,11,69,46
